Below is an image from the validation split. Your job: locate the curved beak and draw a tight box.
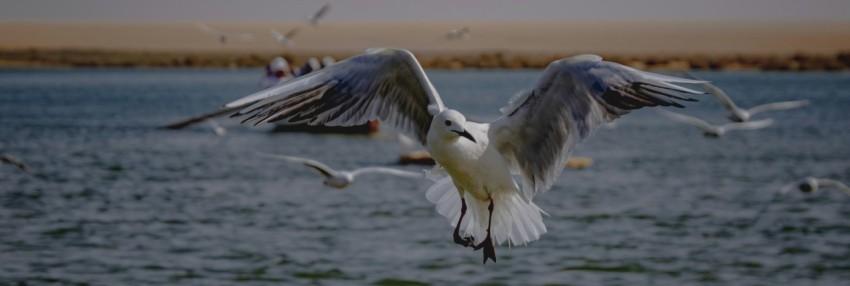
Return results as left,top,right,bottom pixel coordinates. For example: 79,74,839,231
452,129,476,143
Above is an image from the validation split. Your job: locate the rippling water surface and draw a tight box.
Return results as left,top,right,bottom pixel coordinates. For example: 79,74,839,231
1,68,849,285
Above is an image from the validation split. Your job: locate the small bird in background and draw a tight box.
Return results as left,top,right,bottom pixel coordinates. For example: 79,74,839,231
1,154,34,176
780,177,850,196
270,27,300,47
684,72,810,122
205,119,227,137
196,22,254,44
257,152,423,189
308,3,331,27
659,109,773,137
446,27,470,40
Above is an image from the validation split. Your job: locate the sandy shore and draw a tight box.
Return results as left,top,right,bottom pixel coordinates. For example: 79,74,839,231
2,21,849,69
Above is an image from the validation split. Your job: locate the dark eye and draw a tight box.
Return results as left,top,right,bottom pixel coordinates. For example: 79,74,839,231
444,120,452,126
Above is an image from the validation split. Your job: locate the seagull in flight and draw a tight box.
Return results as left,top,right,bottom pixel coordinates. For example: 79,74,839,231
225,48,704,264
684,73,809,122
781,177,850,196
196,22,254,44
270,27,300,47
659,109,773,137
1,154,34,176
257,152,423,189
308,3,331,27
446,27,470,40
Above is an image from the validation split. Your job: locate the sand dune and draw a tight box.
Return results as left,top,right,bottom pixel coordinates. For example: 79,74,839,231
2,21,849,56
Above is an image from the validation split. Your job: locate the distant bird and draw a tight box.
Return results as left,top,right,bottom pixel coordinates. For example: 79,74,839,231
659,109,773,137
446,27,470,40
1,154,34,175
225,48,704,264
206,119,227,137
196,22,254,44
270,27,300,47
258,152,423,189
684,72,809,122
308,3,331,26
780,177,850,196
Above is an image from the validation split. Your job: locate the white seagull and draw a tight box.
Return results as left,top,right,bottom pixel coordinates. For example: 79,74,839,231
257,152,423,188
308,3,331,27
196,22,254,44
780,177,850,196
270,27,300,47
225,48,704,263
685,73,809,122
659,109,773,137
446,27,470,40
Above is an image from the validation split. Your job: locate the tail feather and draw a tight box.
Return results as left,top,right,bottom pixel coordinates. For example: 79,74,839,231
425,176,547,246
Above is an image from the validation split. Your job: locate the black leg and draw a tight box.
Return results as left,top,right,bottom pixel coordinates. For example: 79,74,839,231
473,200,496,264
453,198,475,247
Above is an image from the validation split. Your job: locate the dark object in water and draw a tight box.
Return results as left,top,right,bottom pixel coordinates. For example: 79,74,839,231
271,120,379,134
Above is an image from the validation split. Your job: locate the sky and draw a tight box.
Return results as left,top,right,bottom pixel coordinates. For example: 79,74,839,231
1,0,849,22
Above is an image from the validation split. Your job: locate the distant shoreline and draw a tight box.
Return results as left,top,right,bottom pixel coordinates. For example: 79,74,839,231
1,48,848,71
2,21,849,70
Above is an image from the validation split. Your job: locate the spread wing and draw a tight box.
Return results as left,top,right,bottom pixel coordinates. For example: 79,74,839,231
659,109,717,133
489,54,704,199
747,100,810,115
683,72,741,113
350,167,424,179
719,118,774,132
815,178,850,196
225,48,445,145
256,152,335,178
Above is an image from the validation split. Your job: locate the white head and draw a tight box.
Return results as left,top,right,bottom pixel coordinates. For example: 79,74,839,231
430,109,476,143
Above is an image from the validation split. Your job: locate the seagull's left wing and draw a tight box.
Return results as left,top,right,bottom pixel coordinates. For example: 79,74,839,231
719,118,774,132
816,179,850,196
747,100,810,115
226,48,445,145
489,55,704,199
350,167,424,179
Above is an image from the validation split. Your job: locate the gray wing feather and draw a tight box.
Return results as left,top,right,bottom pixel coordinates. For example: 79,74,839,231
226,48,444,145
490,55,704,199
659,110,717,133
816,179,850,196
350,167,424,178
747,100,810,115
719,118,774,132
256,152,335,178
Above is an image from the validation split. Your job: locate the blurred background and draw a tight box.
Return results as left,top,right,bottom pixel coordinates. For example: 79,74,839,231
1,1,849,285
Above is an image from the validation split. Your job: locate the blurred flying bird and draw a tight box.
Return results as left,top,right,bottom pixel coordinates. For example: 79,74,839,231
196,22,254,44
446,27,470,40
308,3,331,26
684,72,809,122
257,152,423,189
206,119,227,137
270,27,300,47
226,48,704,264
1,154,34,175
780,177,850,196
659,109,773,137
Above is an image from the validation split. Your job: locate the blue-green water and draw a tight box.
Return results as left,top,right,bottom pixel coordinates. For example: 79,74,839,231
1,68,849,285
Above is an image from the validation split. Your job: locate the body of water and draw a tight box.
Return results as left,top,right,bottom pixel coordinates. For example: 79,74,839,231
1,68,849,285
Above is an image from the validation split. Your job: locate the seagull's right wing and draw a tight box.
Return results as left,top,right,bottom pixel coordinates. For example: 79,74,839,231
815,179,850,196
490,55,704,199
350,167,424,179
747,100,810,115
309,3,330,25
226,48,445,145
719,118,774,132
658,109,717,133
256,152,335,178
196,22,223,36
270,29,284,41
